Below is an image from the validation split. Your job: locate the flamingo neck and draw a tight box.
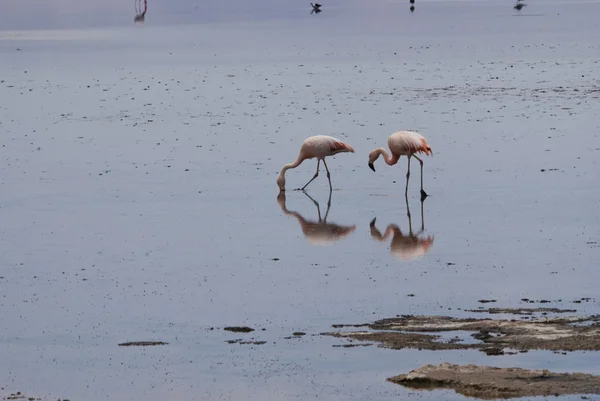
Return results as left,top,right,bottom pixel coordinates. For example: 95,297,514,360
279,154,304,179
376,148,398,166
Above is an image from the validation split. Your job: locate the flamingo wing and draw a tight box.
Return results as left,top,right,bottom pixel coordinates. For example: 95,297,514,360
328,139,355,154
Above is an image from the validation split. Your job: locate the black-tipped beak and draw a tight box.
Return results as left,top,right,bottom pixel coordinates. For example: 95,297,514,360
368,162,375,172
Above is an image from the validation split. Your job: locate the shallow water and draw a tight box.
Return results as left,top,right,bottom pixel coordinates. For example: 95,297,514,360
1,0,600,399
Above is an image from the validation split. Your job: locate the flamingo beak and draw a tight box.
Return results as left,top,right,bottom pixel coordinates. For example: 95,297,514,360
368,162,375,172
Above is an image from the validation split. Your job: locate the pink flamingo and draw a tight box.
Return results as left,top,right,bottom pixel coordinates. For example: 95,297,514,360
277,135,355,192
368,130,432,199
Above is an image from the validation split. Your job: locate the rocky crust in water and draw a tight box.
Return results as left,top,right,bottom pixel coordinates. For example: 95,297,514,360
466,307,577,315
223,326,255,333
118,341,168,347
389,363,600,399
325,312,600,354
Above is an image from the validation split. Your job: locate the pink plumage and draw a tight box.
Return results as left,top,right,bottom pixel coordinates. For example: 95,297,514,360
277,135,354,191
368,130,432,199
387,130,432,157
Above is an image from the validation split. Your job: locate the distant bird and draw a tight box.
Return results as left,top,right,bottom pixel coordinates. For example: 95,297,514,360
410,5,415,12
368,130,432,199
277,135,354,191
311,2,322,11
277,191,356,246
134,0,147,23
514,0,526,10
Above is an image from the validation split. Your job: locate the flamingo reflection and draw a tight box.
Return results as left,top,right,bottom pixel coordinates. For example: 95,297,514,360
277,190,356,246
134,0,148,23
370,196,434,261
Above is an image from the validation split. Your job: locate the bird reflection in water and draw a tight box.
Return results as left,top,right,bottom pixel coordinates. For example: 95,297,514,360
370,196,434,261
277,190,356,246
134,0,148,23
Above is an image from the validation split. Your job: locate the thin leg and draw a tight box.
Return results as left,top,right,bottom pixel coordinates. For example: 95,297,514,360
405,156,411,197
405,192,413,234
420,197,425,232
322,158,332,191
300,160,320,190
302,190,322,221
323,189,333,222
413,155,427,200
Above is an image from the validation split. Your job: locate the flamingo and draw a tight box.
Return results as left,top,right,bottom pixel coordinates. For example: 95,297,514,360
370,197,434,262
277,135,354,192
368,130,432,200
277,191,356,246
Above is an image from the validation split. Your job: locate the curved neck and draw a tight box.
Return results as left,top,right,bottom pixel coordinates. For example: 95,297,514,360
278,154,304,179
375,148,399,166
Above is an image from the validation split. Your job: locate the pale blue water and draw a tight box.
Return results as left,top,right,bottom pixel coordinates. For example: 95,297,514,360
1,0,600,399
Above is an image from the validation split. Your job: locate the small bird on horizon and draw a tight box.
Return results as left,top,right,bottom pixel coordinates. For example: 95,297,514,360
514,0,526,10
277,135,354,192
368,130,432,200
311,2,322,11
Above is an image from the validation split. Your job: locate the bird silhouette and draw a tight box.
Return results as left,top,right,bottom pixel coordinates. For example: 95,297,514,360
514,0,526,10
277,135,354,192
368,130,432,200
277,190,356,246
134,0,148,23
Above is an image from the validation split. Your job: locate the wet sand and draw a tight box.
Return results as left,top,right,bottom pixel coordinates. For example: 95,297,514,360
1,0,600,399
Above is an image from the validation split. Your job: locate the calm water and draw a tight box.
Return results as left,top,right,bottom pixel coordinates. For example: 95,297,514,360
1,0,600,399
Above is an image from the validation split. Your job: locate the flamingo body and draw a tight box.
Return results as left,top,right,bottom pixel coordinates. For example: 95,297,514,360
368,130,432,198
385,130,432,159
277,135,354,191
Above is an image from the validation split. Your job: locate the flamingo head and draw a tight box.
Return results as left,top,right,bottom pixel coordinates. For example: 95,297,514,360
368,149,378,172
277,174,286,191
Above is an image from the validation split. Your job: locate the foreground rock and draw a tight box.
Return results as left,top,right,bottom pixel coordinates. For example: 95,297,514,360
389,363,600,399
325,312,600,354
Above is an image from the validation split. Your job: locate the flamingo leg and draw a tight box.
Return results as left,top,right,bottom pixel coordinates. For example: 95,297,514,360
405,156,411,197
303,190,322,221
420,196,425,233
405,192,413,233
300,159,320,190
322,158,332,191
324,187,332,221
413,155,427,200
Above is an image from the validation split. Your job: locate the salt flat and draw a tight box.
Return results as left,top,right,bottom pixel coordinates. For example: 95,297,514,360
1,0,599,399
